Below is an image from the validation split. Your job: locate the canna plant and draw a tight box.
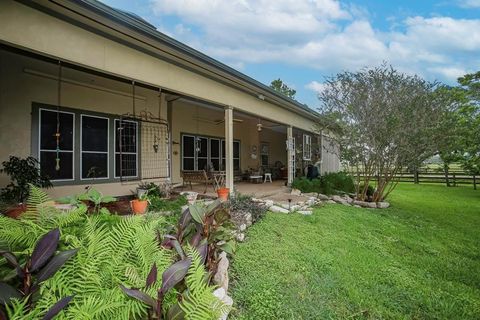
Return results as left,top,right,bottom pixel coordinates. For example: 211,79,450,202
0,228,77,319
121,200,235,319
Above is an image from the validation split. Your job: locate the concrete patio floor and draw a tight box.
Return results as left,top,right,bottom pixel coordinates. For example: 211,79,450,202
174,180,313,206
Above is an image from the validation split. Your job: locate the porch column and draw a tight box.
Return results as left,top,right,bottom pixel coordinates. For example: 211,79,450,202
225,106,234,192
287,126,294,186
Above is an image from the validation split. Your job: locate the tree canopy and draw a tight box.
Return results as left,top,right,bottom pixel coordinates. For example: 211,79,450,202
316,65,448,201
269,78,296,99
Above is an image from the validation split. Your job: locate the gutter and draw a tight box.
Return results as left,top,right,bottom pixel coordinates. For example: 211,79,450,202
49,0,319,121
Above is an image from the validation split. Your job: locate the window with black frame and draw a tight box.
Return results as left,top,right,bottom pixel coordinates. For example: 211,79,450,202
39,109,74,181
81,115,109,179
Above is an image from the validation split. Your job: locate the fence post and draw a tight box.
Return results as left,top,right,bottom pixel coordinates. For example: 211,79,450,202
474,175,477,190
453,173,456,187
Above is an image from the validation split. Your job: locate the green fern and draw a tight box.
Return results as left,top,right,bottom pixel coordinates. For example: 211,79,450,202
24,183,54,218
179,246,228,320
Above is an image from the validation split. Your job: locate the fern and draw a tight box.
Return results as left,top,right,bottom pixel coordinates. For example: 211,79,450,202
24,183,54,218
179,246,228,320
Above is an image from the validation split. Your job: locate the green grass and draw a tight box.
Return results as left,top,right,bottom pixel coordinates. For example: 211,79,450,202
230,184,480,319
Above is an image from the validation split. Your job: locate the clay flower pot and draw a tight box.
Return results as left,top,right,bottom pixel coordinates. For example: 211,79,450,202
130,199,148,214
217,187,230,201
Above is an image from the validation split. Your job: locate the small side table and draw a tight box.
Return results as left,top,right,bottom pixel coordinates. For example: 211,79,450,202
264,173,272,183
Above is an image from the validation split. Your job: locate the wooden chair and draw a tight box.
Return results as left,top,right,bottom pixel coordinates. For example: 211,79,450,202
181,170,214,193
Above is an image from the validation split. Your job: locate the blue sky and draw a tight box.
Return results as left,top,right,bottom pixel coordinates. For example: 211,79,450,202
101,0,480,109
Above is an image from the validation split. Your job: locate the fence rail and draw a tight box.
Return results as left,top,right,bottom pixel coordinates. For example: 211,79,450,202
348,172,478,189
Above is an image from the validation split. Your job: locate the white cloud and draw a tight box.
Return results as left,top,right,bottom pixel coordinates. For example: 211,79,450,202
149,0,480,84
306,81,327,94
458,0,480,8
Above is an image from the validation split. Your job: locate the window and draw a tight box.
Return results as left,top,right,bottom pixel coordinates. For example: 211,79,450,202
115,119,138,178
81,115,109,179
36,105,141,185
303,134,312,160
182,135,195,170
260,143,269,167
221,140,241,171
182,134,240,171
39,109,74,181
210,139,220,171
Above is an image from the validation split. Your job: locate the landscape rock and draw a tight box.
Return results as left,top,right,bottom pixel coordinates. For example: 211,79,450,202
332,195,349,205
213,252,229,291
317,193,330,200
213,288,233,320
239,224,247,232
353,205,361,208
270,205,290,214
307,197,317,206
245,213,253,226
326,200,336,204
343,195,354,203
377,202,390,209
264,200,274,208
298,210,313,215
290,188,302,196
236,233,245,242
302,192,318,198
353,200,377,209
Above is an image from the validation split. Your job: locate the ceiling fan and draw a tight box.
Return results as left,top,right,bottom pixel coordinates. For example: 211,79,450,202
192,116,243,125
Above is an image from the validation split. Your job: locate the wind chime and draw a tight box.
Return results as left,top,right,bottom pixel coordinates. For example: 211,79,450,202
54,61,62,172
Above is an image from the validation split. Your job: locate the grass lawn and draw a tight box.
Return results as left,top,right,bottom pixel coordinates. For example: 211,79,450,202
230,184,480,319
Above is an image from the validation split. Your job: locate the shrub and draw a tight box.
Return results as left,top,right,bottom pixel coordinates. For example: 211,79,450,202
0,156,52,204
291,172,354,195
323,172,355,194
228,193,268,223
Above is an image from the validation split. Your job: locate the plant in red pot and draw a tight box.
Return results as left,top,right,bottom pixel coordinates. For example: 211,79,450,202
217,187,230,201
130,192,149,215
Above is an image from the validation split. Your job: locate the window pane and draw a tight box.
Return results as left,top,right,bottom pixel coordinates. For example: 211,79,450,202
40,151,73,180
221,140,225,157
211,159,220,171
183,136,195,157
233,141,240,158
234,159,240,171
210,139,220,158
115,153,137,177
40,110,73,150
183,158,194,170
82,116,108,152
116,120,137,153
197,138,208,158
82,153,108,179
198,158,208,171
261,155,269,166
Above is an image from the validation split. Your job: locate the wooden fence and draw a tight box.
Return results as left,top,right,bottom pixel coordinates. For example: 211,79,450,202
348,171,478,190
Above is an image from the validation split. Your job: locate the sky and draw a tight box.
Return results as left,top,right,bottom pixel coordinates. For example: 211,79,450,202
100,0,480,110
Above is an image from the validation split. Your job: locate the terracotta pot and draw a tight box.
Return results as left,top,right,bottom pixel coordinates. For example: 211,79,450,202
4,204,27,219
130,199,148,214
217,187,230,201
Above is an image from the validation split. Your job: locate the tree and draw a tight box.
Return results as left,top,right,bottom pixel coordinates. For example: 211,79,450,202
316,65,447,202
270,78,296,99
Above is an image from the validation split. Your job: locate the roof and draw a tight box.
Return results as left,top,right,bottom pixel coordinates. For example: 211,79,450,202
72,0,319,119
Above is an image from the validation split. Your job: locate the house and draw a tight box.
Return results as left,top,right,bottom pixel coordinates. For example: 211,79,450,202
0,0,340,198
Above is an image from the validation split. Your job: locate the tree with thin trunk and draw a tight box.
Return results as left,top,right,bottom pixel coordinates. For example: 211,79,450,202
315,64,447,201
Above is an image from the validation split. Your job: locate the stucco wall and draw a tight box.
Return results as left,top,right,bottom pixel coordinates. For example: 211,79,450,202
0,49,167,197
0,1,317,132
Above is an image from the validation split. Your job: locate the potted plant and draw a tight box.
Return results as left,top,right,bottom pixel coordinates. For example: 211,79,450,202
217,187,230,201
130,192,149,214
179,191,198,205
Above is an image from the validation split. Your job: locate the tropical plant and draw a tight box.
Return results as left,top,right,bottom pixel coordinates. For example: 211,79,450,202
0,156,52,204
77,187,116,213
0,189,225,319
121,246,226,319
0,228,77,319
